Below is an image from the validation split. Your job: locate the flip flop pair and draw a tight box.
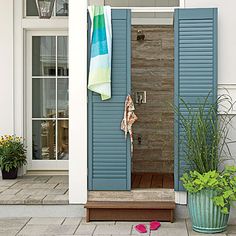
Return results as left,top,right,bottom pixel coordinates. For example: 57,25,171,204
135,221,161,233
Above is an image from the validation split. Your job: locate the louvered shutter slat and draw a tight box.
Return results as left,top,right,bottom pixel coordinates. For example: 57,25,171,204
174,8,218,191
88,10,131,190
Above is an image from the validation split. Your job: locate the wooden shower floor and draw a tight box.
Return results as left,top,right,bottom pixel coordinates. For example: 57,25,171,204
132,173,174,189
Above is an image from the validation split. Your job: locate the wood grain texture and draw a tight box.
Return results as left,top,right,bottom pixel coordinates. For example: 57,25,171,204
131,25,174,174
85,201,175,222
87,208,175,222
85,201,175,209
132,173,174,189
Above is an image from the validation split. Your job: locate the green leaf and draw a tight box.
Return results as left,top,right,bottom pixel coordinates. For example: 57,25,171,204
221,207,229,214
223,190,233,199
214,196,225,207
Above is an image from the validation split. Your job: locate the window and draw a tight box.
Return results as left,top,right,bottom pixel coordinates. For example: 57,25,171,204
26,0,69,17
31,35,69,161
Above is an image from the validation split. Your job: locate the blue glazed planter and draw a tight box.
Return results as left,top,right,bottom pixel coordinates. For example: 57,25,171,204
188,189,229,234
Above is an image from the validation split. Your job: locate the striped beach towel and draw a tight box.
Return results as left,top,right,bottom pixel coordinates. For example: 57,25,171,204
88,6,112,100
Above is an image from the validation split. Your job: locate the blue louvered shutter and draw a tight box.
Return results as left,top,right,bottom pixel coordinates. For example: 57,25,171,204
174,8,218,191
88,10,131,190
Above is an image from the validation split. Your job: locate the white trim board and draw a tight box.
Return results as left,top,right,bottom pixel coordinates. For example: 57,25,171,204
132,17,173,25
110,6,186,13
91,0,185,10
69,0,88,204
111,7,176,13
175,191,187,205
22,19,68,30
14,0,24,137
107,0,185,12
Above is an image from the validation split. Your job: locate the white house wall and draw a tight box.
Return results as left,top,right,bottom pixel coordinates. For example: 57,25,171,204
0,0,14,136
186,0,236,85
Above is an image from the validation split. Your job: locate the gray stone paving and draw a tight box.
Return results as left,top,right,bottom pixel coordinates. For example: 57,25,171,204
0,176,68,205
0,218,235,236
0,176,235,235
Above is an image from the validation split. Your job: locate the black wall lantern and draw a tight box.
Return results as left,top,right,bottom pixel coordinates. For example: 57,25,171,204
35,0,56,19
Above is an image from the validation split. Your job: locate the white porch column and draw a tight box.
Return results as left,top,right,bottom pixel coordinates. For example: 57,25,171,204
69,0,88,204
0,0,14,136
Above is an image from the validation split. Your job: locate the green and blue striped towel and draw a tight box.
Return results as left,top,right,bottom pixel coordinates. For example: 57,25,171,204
88,6,112,100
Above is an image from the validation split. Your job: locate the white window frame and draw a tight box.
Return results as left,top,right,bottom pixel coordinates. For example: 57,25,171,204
26,30,69,171
14,0,68,172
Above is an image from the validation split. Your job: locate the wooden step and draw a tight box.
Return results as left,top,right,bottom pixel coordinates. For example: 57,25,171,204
88,189,175,202
85,201,176,222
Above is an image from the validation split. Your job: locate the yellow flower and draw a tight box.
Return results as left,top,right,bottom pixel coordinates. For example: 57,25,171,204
0,134,23,146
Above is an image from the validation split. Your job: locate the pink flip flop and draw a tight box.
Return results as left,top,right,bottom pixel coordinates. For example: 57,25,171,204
134,224,147,233
150,221,161,231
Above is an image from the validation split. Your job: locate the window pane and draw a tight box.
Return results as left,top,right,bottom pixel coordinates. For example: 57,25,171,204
26,0,38,16
58,120,69,160
32,120,56,160
56,0,69,16
58,79,69,118
32,36,56,76
32,78,56,118
57,36,69,76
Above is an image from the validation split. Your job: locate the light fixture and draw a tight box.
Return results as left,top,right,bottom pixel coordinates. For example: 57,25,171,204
35,0,56,19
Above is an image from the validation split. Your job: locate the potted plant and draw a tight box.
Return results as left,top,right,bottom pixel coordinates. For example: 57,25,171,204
175,94,236,233
0,135,27,179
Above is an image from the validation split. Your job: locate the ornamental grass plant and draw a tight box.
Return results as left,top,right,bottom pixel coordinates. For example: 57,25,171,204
174,93,236,214
175,93,235,174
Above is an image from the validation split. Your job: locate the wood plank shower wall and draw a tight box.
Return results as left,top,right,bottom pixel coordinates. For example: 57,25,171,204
131,25,174,174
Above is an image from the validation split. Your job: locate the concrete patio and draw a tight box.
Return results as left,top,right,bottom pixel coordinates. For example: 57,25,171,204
1,176,236,235
0,175,68,205
0,217,235,236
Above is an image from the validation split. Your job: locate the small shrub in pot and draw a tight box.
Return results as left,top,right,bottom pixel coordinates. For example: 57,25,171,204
0,135,27,179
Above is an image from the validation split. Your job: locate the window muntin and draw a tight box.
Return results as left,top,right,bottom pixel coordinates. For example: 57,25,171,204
32,36,69,161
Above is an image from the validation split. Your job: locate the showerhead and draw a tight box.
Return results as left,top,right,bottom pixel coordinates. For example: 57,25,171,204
137,30,145,41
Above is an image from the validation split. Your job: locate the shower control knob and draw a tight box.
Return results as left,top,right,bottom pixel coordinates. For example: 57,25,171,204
138,136,142,145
